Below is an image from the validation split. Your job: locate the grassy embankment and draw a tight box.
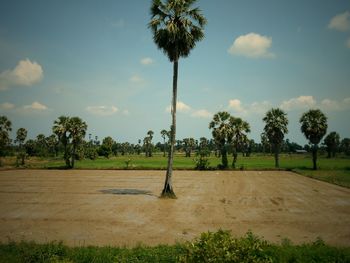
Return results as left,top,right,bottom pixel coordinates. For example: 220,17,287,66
1,153,349,188
1,230,349,263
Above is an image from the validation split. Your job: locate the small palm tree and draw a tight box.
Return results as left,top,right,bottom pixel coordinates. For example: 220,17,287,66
15,128,28,165
149,0,206,198
0,116,12,166
263,108,288,168
231,118,250,168
300,109,327,170
68,117,87,168
53,116,87,168
323,131,340,158
53,116,70,167
209,112,235,169
160,129,168,157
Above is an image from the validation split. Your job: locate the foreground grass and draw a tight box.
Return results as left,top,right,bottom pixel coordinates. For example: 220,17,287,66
1,231,349,263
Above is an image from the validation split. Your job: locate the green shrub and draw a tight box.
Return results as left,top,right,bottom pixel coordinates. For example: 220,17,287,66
180,230,272,262
194,156,210,170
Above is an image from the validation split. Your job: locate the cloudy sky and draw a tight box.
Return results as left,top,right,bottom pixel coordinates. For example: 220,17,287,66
0,0,349,145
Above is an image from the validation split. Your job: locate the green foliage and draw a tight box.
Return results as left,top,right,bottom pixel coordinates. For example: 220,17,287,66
124,158,132,169
52,116,87,168
194,156,210,170
266,237,350,262
340,138,350,155
300,109,328,145
0,115,12,165
300,109,328,170
210,112,250,169
149,0,207,62
1,232,350,262
323,131,340,158
181,230,272,262
85,146,98,160
263,108,288,168
194,149,210,170
99,136,115,158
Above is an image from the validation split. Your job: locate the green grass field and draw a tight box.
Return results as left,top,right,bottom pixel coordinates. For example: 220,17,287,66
2,153,350,188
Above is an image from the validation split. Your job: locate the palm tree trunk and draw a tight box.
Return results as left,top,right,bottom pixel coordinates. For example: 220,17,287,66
71,144,76,169
312,144,318,170
221,144,228,169
162,60,178,198
64,143,70,168
163,138,166,157
274,144,280,168
232,148,237,168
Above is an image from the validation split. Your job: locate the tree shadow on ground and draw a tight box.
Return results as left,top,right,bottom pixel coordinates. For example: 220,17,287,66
99,188,154,196
292,166,314,171
46,166,70,170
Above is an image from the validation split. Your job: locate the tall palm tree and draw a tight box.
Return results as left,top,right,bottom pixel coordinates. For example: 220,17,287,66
263,108,288,168
231,117,250,168
53,116,70,167
0,116,12,166
209,112,235,169
149,0,206,197
300,109,327,170
68,117,87,168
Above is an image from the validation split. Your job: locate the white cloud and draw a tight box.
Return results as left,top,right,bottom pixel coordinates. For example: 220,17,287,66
228,99,244,112
86,105,118,116
166,101,191,113
328,11,350,32
227,99,272,116
0,102,15,110
122,109,130,115
280,96,316,111
23,101,48,111
129,74,145,84
140,57,154,65
0,59,43,90
320,97,350,111
228,33,274,58
191,109,212,118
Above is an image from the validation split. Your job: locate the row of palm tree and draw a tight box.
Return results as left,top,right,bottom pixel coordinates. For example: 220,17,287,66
209,108,328,171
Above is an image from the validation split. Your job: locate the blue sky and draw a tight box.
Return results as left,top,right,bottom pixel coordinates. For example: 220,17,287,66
0,0,349,145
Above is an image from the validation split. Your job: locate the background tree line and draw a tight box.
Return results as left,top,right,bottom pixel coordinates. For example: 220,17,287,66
0,110,349,169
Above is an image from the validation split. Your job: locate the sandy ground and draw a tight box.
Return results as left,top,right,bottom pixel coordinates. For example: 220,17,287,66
0,169,349,247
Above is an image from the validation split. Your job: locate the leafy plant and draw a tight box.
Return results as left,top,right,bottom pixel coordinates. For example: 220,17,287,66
180,230,272,262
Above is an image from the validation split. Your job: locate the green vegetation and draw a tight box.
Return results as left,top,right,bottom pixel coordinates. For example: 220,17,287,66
1,230,349,262
262,108,288,168
300,109,328,170
294,169,350,188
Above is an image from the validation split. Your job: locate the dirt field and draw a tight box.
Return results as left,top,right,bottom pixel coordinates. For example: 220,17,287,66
0,169,349,247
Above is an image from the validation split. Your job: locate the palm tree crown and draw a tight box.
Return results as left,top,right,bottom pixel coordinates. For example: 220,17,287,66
263,108,288,145
300,109,327,145
149,0,207,62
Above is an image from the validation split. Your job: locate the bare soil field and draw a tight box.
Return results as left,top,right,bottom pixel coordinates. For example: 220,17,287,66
0,170,349,247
